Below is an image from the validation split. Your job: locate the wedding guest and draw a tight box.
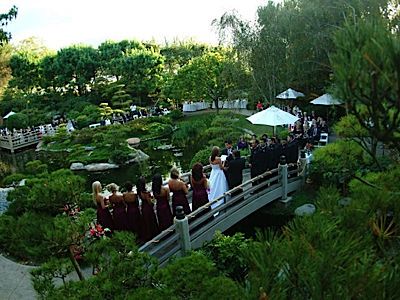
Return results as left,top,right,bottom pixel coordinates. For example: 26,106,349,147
256,100,263,111
152,174,173,231
123,181,142,239
137,177,160,242
320,119,329,133
190,163,210,215
92,181,114,230
108,183,127,231
168,167,191,216
237,136,248,150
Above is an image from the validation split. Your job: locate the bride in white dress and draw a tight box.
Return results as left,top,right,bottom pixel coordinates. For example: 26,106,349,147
208,146,229,209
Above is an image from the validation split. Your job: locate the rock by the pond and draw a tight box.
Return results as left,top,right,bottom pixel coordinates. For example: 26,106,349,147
70,162,86,171
84,146,96,151
294,204,316,216
156,144,174,150
338,197,352,207
0,187,15,214
85,163,119,172
174,152,183,157
126,137,140,147
126,150,149,164
70,162,119,172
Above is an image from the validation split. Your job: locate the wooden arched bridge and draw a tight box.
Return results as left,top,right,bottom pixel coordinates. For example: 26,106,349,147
139,157,306,265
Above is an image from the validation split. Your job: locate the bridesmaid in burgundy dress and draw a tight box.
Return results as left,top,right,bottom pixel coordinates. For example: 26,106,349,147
191,163,210,216
152,174,173,231
123,181,142,240
137,177,160,242
168,167,191,216
92,181,114,230
108,183,127,231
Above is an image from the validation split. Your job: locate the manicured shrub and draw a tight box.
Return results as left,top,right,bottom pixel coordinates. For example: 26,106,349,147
202,232,250,282
190,147,211,167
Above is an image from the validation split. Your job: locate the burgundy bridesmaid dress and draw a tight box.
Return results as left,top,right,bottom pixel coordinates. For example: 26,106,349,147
191,178,210,212
170,189,191,216
96,203,114,230
112,202,127,230
140,192,160,242
126,198,142,238
155,192,173,231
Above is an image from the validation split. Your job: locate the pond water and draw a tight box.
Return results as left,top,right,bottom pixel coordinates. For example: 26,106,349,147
0,138,202,190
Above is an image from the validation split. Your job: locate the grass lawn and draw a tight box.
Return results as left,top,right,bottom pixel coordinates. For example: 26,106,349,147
182,110,288,138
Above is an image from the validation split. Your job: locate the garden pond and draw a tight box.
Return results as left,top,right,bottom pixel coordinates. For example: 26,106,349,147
0,138,202,191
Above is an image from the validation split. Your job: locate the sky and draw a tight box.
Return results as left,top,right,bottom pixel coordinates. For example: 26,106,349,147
0,0,266,50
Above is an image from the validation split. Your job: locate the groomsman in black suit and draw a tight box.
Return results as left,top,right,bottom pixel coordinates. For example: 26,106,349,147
226,150,246,198
221,139,234,162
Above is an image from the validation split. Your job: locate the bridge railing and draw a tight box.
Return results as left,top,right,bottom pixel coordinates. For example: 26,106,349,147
139,157,306,265
0,130,42,153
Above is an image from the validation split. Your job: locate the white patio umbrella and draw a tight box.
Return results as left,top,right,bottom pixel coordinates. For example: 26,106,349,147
3,111,16,119
247,105,299,135
276,88,305,100
310,93,343,105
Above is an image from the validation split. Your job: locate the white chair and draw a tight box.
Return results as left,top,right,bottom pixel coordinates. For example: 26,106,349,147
318,133,329,147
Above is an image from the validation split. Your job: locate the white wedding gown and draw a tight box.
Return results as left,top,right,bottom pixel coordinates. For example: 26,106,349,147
208,163,229,209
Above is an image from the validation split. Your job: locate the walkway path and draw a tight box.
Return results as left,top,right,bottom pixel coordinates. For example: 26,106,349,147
0,255,36,300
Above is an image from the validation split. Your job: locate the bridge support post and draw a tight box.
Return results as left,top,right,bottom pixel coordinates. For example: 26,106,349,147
279,155,292,204
175,206,191,255
7,134,14,153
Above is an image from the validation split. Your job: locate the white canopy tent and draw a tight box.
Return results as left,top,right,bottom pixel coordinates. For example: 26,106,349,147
247,105,299,135
3,111,16,119
276,88,305,100
310,93,343,105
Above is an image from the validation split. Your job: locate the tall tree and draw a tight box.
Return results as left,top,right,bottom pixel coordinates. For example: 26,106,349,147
0,5,17,44
331,18,400,152
164,49,248,109
53,45,99,96
214,0,391,100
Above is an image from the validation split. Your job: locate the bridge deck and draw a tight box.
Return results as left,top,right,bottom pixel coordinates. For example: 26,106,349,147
140,163,304,265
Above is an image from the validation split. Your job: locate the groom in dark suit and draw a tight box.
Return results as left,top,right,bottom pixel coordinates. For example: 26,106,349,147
221,139,234,162
226,150,246,198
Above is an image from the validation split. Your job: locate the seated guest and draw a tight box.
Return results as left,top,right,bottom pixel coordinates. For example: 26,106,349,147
320,119,329,133
123,181,142,239
292,121,304,137
190,163,210,216
308,121,321,143
152,174,173,231
107,183,127,231
92,181,114,230
137,177,160,242
237,136,248,150
168,167,191,216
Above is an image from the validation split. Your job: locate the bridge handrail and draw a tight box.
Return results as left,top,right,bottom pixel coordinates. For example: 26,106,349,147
139,162,300,257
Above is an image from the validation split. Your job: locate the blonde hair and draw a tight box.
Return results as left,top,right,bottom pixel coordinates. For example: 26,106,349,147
92,181,102,203
106,183,118,193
